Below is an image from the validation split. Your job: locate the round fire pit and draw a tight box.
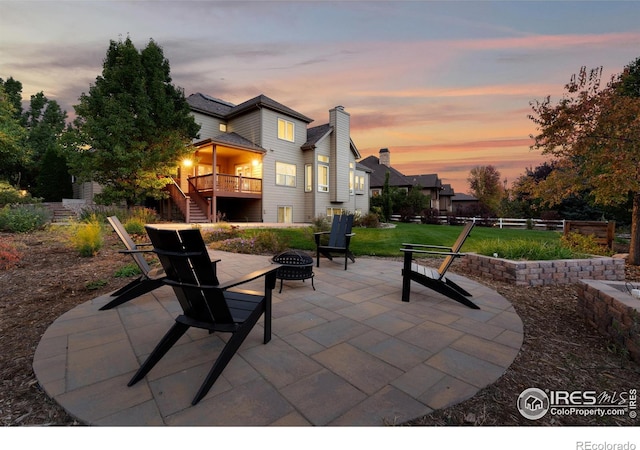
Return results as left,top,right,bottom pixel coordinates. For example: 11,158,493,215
271,251,315,293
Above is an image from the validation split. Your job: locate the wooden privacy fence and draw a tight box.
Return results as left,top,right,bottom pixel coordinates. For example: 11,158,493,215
563,220,616,249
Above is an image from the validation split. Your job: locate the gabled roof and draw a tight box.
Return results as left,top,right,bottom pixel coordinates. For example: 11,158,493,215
451,193,478,202
187,93,235,118
440,184,455,196
407,174,442,189
193,132,266,153
302,123,332,150
358,155,413,188
227,94,314,123
187,93,314,124
302,123,361,159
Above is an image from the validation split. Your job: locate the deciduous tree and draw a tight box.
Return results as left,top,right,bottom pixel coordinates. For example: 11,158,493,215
529,61,640,264
467,165,504,214
0,83,29,184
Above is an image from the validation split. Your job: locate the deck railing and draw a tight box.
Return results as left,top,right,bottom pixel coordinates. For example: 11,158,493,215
189,173,262,194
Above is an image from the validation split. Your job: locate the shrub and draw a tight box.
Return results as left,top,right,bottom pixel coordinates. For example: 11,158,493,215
201,225,241,243
475,238,579,260
0,204,51,232
0,237,22,270
212,230,286,255
128,206,158,224
0,181,37,206
123,218,146,236
78,205,125,223
114,263,142,278
70,215,104,257
311,215,332,232
355,212,380,228
560,231,613,257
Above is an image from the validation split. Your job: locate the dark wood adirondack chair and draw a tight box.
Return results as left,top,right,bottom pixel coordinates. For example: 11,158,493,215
314,214,356,270
400,222,479,309
128,226,279,405
101,216,220,310
100,216,167,310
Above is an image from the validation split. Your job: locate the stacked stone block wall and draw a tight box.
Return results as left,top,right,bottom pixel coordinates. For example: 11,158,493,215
459,253,625,287
576,280,640,362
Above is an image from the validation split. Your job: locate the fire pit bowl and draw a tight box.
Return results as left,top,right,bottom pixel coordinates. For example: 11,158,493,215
271,251,315,293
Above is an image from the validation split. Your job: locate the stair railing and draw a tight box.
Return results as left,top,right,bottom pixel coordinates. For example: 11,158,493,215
187,177,212,222
166,179,190,223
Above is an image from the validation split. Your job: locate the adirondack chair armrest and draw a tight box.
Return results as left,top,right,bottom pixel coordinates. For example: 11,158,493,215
400,248,465,257
119,249,155,254
314,231,330,245
218,265,280,291
401,243,452,251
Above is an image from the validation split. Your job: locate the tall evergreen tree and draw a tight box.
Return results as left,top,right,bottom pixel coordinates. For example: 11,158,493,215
68,37,200,207
23,92,69,197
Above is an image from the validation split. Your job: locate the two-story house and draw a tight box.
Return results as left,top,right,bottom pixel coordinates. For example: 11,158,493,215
358,148,454,213
169,93,369,223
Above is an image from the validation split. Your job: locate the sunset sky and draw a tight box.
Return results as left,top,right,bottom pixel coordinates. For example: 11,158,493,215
2,0,640,193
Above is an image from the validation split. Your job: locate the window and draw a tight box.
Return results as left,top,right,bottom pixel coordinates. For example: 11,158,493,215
355,175,364,191
305,164,312,192
278,118,294,142
349,162,354,195
326,207,344,217
219,123,227,132
278,206,292,223
317,155,329,192
276,162,296,187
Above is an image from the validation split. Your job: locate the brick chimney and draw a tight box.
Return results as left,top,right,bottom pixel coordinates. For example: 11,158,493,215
379,148,390,167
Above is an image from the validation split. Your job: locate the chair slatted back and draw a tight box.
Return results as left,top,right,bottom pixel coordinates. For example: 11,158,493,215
436,222,474,278
146,227,233,325
108,216,151,274
328,214,353,248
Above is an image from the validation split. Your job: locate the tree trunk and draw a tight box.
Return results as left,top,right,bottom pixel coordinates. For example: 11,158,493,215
629,193,640,265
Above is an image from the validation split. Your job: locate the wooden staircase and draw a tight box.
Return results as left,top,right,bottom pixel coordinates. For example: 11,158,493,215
187,198,209,223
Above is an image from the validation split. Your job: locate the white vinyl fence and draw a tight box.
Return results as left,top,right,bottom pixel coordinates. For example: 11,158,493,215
390,215,565,230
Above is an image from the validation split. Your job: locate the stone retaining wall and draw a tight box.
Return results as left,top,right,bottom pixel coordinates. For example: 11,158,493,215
576,280,640,362
459,253,625,286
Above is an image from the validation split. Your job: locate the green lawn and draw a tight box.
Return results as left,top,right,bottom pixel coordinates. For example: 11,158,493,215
245,222,562,257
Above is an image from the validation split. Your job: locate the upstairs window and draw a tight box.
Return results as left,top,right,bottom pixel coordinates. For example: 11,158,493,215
276,162,296,187
317,155,329,192
278,118,294,142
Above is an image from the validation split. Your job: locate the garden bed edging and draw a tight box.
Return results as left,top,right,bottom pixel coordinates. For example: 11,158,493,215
459,253,625,287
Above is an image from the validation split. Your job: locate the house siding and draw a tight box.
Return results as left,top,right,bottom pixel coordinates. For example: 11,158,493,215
259,109,308,223
330,107,350,203
192,111,224,141
229,110,262,146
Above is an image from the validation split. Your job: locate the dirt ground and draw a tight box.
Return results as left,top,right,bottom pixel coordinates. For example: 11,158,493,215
1,228,639,426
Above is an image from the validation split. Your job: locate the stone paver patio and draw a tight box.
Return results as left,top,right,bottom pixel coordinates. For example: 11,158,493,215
33,251,523,426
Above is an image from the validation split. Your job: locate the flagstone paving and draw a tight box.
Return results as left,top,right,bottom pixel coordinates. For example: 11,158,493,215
33,251,523,426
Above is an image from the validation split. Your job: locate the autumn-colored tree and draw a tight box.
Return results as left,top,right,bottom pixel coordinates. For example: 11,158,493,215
467,165,504,214
529,61,640,265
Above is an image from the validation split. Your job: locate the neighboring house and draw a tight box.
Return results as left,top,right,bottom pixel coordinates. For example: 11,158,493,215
175,93,369,223
358,148,454,213
451,193,479,214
